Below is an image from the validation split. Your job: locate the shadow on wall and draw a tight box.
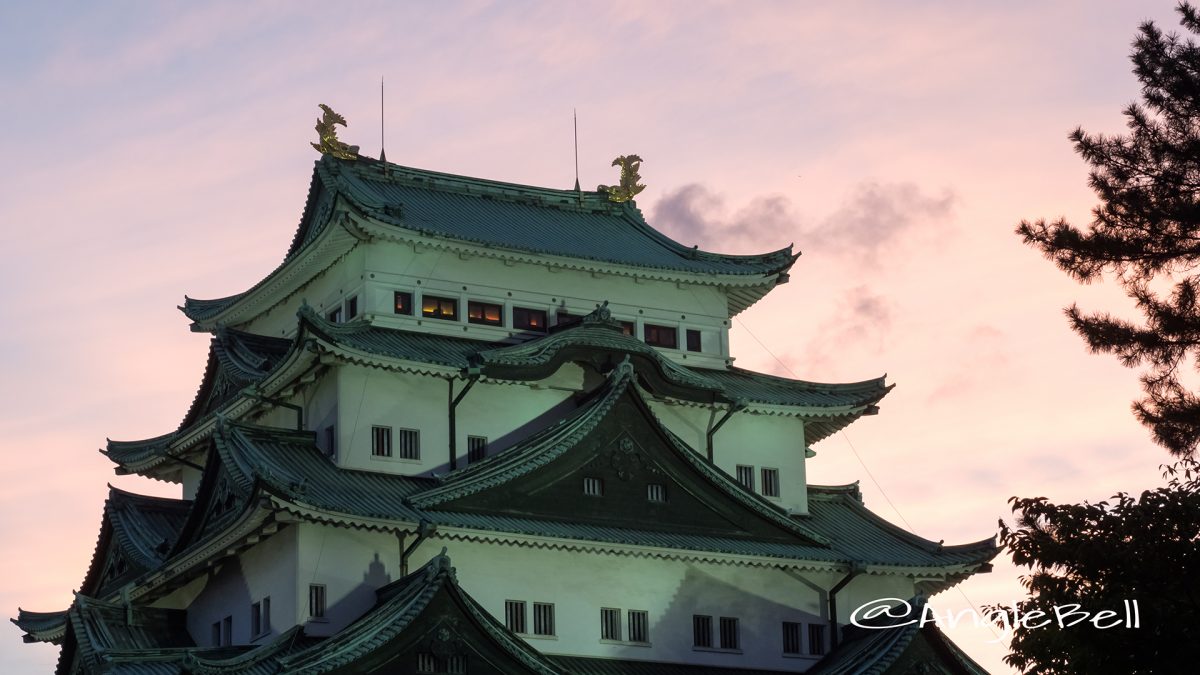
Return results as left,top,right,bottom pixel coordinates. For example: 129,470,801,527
304,551,393,637
620,564,825,665
191,557,254,646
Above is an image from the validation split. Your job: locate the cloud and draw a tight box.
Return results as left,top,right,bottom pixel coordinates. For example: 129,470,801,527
651,181,956,263
807,181,957,263
793,285,895,374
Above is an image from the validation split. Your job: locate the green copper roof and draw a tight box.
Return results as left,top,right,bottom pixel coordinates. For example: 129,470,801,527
323,155,796,277
551,656,787,675
78,488,191,599
11,608,68,645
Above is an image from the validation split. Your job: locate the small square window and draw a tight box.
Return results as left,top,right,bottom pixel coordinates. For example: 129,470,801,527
345,296,358,320
396,428,420,460
719,616,739,650
309,584,326,619
513,307,548,332
736,465,755,491
647,483,666,503
600,607,621,640
693,615,713,648
422,295,458,320
533,602,555,636
644,323,678,349
628,610,649,643
467,435,488,463
620,321,635,336
505,600,527,634
372,426,392,458
394,291,413,315
762,468,780,497
468,300,503,326
686,329,702,352
783,621,802,655
583,476,604,496
808,623,826,656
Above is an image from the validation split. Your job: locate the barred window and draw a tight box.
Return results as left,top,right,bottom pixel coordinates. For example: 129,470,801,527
782,621,802,654
468,300,503,326
693,614,713,648
809,623,826,656
646,483,666,502
396,428,420,460
371,426,392,457
346,296,358,320
447,655,466,674
533,602,555,636
467,435,488,463
762,467,780,497
583,476,604,496
600,607,621,640
628,610,649,643
416,653,436,673
736,465,755,491
505,600,527,634
719,616,739,650
309,584,326,619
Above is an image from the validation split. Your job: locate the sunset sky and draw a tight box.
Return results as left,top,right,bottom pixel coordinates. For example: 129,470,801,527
0,2,1188,672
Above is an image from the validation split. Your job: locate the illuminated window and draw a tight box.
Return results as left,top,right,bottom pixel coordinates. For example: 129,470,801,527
422,295,458,320
467,300,503,326
394,291,413,315
644,323,677,348
513,307,547,332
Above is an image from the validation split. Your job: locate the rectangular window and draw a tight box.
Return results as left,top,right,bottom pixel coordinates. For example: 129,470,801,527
467,435,488,463
693,615,713,648
326,306,343,323
221,615,232,646
323,425,336,460
211,621,221,646
251,601,261,637
762,468,780,497
372,426,392,457
556,310,579,328
643,323,678,348
628,610,649,643
736,465,755,491
394,291,413,315
422,295,458,320
583,476,604,496
513,307,548,332
468,300,503,326
396,428,420,460
309,584,326,619
620,321,635,336
447,655,466,674
416,653,436,673
646,483,666,502
783,621,802,655
261,596,270,634
345,296,358,320
719,616,739,650
533,602,555,636
504,600,527,634
600,607,621,640
686,329,702,352
808,623,826,656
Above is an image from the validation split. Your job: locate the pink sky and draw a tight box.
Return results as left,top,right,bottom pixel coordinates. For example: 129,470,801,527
0,2,1186,672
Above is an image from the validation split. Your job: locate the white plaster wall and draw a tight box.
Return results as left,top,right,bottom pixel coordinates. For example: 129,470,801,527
650,402,809,514
183,525,298,646
395,537,918,671
332,365,578,475
295,522,403,638
242,247,368,338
